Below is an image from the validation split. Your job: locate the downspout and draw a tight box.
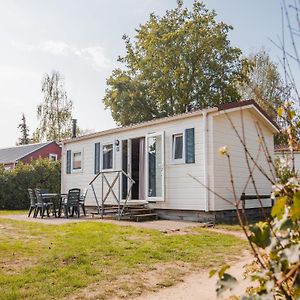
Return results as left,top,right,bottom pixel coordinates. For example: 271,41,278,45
203,111,209,212
60,142,64,194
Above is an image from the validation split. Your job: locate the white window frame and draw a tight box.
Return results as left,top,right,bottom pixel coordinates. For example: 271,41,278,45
72,150,83,173
145,131,165,202
171,132,185,164
101,142,115,171
49,153,58,161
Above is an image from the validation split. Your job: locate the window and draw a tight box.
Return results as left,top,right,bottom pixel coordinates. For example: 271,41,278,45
102,144,113,170
73,151,82,170
49,153,57,162
172,133,184,163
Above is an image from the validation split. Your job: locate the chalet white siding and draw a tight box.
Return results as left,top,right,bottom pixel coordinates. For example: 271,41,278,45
61,101,277,214
61,114,207,210
211,109,274,211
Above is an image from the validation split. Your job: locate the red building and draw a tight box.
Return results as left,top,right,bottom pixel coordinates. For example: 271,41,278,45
0,142,61,170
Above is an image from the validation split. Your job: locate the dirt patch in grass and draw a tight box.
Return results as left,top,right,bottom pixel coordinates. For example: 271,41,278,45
0,258,37,275
66,261,191,300
207,228,246,240
0,221,30,237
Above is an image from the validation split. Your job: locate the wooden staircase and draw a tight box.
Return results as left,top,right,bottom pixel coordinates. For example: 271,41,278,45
88,202,158,222
119,205,158,222
88,170,158,222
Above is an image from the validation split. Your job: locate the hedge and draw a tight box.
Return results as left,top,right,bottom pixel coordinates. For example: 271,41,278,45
0,158,61,210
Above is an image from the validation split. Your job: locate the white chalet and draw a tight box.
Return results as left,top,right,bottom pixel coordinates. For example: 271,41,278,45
61,100,279,222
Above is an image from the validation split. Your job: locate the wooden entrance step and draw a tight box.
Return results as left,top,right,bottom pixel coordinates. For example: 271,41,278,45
120,213,158,222
132,213,158,222
122,208,154,215
87,202,157,222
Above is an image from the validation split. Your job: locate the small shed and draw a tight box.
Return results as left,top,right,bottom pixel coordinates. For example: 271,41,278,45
0,142,61,170
61,100,278,222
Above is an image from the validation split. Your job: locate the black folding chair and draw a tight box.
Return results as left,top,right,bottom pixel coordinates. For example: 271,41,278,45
27,188,37,217
63,188,81,218
79,188,88,216
34,188,53,218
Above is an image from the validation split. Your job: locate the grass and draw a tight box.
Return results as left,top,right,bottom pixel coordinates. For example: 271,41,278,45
214,224,243,231
0,210,27,215
0,217,247,300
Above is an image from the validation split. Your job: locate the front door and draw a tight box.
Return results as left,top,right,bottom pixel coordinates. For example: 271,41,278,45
146,132,165,202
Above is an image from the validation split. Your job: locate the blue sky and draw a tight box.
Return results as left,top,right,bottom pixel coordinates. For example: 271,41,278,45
0,0,287,147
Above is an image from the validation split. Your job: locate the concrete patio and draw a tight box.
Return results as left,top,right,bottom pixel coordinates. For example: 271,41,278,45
0,213,201,232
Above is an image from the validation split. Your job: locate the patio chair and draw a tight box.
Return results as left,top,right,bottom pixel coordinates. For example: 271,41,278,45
27,188,37,217
63,188,81,218
34,188,53,218
79,188,88,216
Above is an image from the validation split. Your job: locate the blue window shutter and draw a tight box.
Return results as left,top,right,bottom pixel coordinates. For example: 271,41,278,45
94,143,100,174
66,150,71,174
185,128,195,163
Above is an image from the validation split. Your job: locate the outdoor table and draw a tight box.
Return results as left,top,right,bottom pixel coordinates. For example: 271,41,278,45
42,193,67,217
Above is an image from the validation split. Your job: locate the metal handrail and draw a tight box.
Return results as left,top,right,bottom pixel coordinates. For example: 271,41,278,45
89,170,135,219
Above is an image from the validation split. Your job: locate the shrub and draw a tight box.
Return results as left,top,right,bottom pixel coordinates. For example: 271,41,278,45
0,158,61,210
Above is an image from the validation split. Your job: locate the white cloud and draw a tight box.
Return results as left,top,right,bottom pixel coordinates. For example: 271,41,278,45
76,46,111,69
11,40,112,70
41,41,70,56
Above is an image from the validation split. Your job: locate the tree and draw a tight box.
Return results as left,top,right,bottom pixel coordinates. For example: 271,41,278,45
17,113,30,145
238,49,287,119
34,71,73,142
103,0,247,126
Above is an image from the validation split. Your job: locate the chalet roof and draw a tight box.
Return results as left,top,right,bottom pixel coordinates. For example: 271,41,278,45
63,100,279,145
0,142,52,164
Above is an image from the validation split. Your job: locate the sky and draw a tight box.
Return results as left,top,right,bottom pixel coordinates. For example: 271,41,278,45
0,0,287,147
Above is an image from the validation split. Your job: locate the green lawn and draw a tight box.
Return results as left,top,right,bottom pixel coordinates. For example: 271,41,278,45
0,210,27,215
0,216,247,300
214,224,243,231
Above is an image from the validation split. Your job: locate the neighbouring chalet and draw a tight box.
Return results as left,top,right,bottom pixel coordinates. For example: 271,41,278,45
275,145,300,172
61,100,279,222
0,142,61,170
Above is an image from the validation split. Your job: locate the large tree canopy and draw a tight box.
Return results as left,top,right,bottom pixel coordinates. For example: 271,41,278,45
103,0,246,126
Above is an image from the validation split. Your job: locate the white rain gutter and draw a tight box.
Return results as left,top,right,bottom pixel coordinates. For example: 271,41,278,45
202,107,218,212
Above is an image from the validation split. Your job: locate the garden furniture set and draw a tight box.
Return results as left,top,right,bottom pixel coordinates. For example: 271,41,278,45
27,188,87,218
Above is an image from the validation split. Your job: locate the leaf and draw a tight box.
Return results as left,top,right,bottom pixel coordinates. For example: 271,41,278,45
277,106,284,117
288,109,296,120
216,273,237,297
291,192,300,221
249,222,271,249
271,196,287,220
209,269,216,278
218,264,230,279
